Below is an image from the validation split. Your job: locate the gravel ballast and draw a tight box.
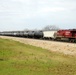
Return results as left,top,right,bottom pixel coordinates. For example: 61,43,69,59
0,36,76,56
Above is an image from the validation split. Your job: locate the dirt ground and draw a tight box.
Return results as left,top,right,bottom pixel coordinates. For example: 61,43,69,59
0,36,76,56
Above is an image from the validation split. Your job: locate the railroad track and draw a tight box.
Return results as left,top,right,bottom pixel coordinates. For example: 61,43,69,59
0,36,76,56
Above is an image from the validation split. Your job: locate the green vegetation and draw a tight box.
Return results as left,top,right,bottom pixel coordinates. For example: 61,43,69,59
0,38,76,75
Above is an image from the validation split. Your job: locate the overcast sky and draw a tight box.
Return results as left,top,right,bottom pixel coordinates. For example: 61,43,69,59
0,0,76,31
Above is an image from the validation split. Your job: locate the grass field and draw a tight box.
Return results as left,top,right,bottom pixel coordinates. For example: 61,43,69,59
0,38,76,75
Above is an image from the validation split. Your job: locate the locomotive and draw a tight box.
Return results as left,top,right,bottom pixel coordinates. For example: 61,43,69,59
0,29,76,43
55,29,76,42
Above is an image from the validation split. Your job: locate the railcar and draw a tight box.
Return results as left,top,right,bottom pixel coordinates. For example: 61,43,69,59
34,31,43,39
23,31,29,37
18,31,24,37
28,31,34,38
43,31,57,39
14,31,24,37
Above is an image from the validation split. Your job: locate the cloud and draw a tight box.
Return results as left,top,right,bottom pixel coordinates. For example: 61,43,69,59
11,0,29,2
0,0,75,13
0,0,76,31
38,7,66,13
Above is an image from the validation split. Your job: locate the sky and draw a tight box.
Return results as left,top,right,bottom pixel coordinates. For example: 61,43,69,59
0,0,76,31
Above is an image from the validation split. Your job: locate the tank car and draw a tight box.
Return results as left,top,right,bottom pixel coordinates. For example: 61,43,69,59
23,31,29,37
18,31,24,37
28,31,34,38
34,31,43,39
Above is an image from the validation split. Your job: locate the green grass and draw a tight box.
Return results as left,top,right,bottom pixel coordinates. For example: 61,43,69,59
0,38,76,75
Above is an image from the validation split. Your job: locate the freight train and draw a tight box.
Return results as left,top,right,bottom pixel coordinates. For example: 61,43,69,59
0,29,76,43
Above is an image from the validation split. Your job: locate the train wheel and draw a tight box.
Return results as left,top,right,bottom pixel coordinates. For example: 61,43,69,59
74,39,76,43
70,39,75,43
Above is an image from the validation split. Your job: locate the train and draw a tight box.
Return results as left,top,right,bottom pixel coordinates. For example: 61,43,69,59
0,29,76,43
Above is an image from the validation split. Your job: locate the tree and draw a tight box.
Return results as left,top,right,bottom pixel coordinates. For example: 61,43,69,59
42,25,60,31
23,28,29,31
